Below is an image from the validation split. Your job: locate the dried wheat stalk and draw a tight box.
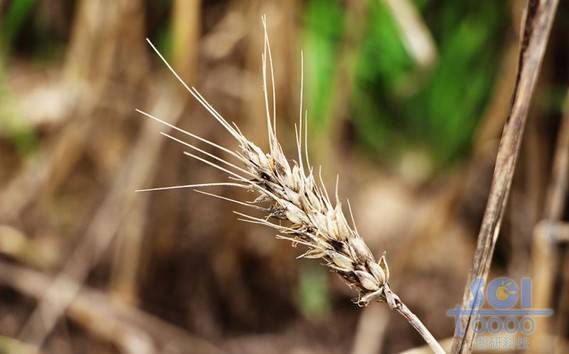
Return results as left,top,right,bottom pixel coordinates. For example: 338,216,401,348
451,1,559,353
138,17,445,354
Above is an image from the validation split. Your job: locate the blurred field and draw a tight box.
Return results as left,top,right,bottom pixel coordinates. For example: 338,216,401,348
0,1,567,353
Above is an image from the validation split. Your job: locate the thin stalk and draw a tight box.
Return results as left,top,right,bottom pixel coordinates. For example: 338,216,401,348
395,303,446,354
451,0,559,352
382,284,446,354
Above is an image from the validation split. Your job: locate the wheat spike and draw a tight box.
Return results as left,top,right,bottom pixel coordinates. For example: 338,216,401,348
138,16,445,354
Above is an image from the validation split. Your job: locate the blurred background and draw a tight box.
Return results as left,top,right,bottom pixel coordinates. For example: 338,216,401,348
0,0,567,353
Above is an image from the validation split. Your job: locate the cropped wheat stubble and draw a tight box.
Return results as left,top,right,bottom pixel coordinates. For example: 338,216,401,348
137,17,445,354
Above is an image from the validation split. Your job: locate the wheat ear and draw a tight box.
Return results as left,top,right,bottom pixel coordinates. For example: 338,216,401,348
137,17,445,354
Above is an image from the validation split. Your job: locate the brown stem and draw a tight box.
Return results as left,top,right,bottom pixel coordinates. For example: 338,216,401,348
450,0,559,353
395,301,446,354
383,285,446,354
534,91,569,352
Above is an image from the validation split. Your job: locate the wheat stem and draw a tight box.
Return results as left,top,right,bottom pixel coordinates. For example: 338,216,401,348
394,297,446,354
